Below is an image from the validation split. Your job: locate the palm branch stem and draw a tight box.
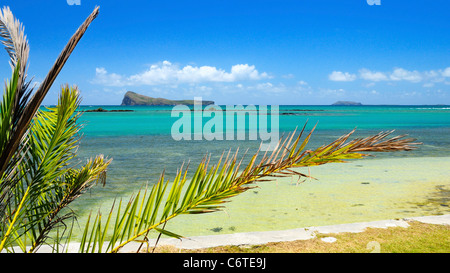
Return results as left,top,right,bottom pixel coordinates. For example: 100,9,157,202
103,127,420,253
0,186,29,251
0,6,99,177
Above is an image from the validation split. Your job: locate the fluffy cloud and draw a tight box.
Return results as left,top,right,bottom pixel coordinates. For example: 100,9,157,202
92,61,269,87
328,71,357,82
389,68,422,82
442,67,450,77
92,67,125,86
330,67,450,84
358,69,388,81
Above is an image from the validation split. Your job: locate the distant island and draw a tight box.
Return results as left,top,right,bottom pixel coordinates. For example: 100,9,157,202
121,91,215,106
332,101,363,106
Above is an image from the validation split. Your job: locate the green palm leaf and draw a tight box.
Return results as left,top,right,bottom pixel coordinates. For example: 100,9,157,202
0,6,105,253
0,85,111,253
78,125,420,253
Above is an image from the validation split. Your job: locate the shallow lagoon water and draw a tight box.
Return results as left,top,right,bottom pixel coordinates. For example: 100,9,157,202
67,105,450,240
68,156,450,240
151,156,450,237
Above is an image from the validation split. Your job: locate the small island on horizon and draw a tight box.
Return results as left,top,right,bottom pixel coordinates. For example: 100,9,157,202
121,91,215,106
331,101,363,106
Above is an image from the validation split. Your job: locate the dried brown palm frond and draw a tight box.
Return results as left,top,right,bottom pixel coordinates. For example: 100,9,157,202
344,130,420,152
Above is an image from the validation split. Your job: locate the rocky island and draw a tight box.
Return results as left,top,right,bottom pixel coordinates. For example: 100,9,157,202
332,101,363,106
121,91,215,106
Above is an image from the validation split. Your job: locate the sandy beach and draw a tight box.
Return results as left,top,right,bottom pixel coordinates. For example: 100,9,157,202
58,155,450,246
11,214,449,253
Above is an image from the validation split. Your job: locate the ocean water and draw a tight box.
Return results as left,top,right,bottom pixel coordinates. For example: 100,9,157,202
69,105,450,239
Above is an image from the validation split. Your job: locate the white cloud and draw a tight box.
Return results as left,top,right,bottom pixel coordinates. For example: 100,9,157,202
282,73,295,79
230,63,269,81
242,82,291,94
359,68,388,81
390,68,422,82
92,61,269,87
319,88,346,97
364,82,376,88
424,70,440,80
331,67,450,85
92,67,125,87
328,71,357,82
442,67,450,77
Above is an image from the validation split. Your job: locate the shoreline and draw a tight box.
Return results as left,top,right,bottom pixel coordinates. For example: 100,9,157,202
9,214,449,253
65,156,450,242
7,156,446,253
131,214,450,252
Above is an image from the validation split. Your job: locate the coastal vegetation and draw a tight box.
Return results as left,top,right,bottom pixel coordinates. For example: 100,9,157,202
0,7,421,253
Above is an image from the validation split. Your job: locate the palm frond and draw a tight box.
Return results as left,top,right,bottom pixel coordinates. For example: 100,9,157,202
0,85,111,253
0,7,104,253
0,6,29,75
0,6,100,178
0,6,33,167
0,63,20,156
27,154,111,253
79,126,420,253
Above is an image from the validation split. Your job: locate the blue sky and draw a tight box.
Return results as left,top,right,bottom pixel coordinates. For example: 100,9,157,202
1,0,449,105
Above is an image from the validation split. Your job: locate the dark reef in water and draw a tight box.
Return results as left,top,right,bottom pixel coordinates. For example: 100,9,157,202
82,107,134,112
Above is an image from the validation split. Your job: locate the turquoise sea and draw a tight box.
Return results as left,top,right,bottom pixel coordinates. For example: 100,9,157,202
69,105,450,239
